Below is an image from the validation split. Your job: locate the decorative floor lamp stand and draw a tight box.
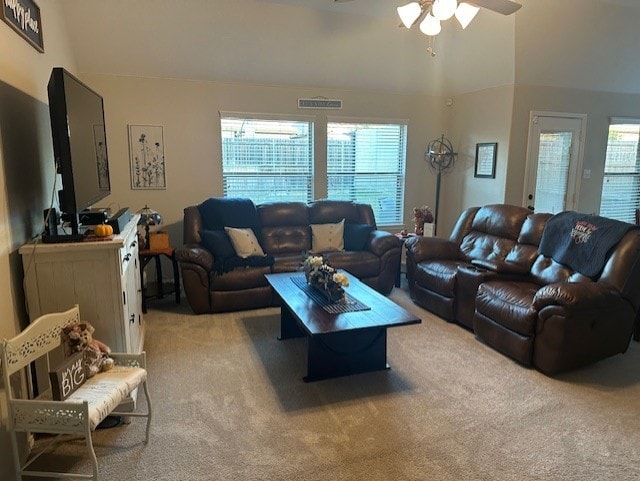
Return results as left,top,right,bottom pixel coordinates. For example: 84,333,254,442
425,135,457,236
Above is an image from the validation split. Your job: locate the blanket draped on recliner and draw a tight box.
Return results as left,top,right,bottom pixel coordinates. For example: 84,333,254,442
538,211,638,278
198,197,274,274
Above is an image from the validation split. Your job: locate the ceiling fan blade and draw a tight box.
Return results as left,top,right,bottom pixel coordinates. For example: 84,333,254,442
468,0,522,15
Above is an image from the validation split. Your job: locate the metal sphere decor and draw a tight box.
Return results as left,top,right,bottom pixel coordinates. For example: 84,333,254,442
423,135,457,236
425,135,457,174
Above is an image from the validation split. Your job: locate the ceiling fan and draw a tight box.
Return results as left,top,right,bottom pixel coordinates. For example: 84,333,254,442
334,0,522,56
334,0,522,16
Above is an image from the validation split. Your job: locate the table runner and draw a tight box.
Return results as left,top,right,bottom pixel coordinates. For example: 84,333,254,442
290,275,370,314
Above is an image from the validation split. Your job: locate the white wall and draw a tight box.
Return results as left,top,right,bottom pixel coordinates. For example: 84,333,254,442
0,2,78,477
505,85,640,214
515,0,640,95
82,73,446,244
438,85,514,236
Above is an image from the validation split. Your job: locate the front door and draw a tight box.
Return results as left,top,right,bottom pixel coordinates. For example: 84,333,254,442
523,112,586,213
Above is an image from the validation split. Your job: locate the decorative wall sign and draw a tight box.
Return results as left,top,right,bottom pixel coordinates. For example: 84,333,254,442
1,0,44,52
474,142,497,178
298,98,342,109
49,352,87,400
128,124,166,190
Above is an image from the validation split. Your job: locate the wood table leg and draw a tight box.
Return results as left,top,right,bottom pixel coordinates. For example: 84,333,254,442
278,306,306,341
154,255,163,298
304,328,388,382
171,253,180,304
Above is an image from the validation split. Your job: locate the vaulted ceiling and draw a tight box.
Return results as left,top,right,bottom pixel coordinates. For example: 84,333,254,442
58,0,640,96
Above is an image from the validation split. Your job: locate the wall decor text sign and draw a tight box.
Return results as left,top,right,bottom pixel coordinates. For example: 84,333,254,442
1,0,43,52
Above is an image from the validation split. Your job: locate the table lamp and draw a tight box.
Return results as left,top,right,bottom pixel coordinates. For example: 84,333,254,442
137,205,162,249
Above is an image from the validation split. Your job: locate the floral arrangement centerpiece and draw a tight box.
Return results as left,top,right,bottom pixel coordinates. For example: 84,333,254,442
303,255,349,303
412,205,434,235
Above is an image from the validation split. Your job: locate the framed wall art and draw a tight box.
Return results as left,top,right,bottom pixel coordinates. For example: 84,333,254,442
1,0,44,52
474,142,497,179
128,124,166,190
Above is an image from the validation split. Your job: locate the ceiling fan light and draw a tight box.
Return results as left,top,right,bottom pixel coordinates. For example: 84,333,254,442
419,13,442,36
397,2,422,28
455,2,479,29
432,0,457,21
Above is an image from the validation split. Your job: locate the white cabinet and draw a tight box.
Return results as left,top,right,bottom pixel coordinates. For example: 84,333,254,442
20,215,144,355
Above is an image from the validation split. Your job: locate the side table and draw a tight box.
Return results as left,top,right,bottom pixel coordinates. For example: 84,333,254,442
394,233,418,287
139,246,181,313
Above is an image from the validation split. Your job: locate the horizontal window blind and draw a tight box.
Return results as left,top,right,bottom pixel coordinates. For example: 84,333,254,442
599,122,640,224
327,122,407,226
220,117,313,204
534,132,572,214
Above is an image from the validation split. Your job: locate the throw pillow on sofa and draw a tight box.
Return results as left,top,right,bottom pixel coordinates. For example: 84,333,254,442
310,219,345,252
344,223,373,251
225,227,265,258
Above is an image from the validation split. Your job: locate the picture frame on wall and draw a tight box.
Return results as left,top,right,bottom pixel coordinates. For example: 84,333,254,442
474,142,497,178
1,0,44,52
128,124,166,190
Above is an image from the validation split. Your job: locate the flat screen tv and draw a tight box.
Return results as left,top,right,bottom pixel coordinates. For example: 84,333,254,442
47,67,110,235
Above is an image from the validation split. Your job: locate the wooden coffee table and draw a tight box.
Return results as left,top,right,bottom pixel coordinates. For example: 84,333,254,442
265,271,421,382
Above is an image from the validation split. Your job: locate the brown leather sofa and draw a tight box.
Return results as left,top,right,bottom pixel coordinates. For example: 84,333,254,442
176,198,401,314
405,204,640,375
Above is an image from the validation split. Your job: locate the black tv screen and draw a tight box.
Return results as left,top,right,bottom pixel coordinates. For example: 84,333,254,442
48,67,110,233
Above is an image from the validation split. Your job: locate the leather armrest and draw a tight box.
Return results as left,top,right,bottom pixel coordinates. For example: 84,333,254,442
369,230,401,256
405,236,460,264
471,259,529,275
533,281,621,310
175,244,214,271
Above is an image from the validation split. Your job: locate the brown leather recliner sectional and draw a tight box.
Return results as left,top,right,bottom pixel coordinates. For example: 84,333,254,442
405,204,640,375
176,198,401,314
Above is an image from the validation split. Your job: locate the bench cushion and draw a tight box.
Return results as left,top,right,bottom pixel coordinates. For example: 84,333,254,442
64,365,147,430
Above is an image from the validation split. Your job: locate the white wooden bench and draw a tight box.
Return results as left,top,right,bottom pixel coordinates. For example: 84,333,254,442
1,305,152,481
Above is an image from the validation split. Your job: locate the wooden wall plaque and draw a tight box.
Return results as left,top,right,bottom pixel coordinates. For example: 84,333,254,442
49,352,87,400
1,0,44,52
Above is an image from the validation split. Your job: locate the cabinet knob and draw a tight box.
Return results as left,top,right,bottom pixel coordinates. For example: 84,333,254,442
130,314,135,324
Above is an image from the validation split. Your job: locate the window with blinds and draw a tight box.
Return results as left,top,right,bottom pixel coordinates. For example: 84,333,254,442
220,116,313,204
534,132,572,214
327,122,407,225
599,119,640,224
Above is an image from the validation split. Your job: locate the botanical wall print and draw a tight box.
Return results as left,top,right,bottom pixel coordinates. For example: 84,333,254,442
93,124,110,190
129,124,166,189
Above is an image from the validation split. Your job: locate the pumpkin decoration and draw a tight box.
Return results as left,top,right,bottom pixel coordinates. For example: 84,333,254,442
94,224,113,237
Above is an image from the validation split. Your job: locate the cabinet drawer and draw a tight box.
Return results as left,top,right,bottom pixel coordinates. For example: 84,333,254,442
120,230,140,274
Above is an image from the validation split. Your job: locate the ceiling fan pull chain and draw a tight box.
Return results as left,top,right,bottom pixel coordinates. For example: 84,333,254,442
427,36,436,57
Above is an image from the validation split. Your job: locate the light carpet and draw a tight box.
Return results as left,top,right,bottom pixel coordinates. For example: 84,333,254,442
29,286,640,480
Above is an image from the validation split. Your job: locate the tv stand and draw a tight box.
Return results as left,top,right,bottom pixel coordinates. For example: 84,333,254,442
20,215,144,358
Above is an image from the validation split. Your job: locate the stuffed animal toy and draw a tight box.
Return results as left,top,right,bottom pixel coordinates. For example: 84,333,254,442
62,322,115,377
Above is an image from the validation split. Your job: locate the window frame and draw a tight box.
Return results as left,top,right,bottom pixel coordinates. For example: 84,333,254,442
218,112,409,227
599,116,640,224
219,111,315,205
326,116,408,227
